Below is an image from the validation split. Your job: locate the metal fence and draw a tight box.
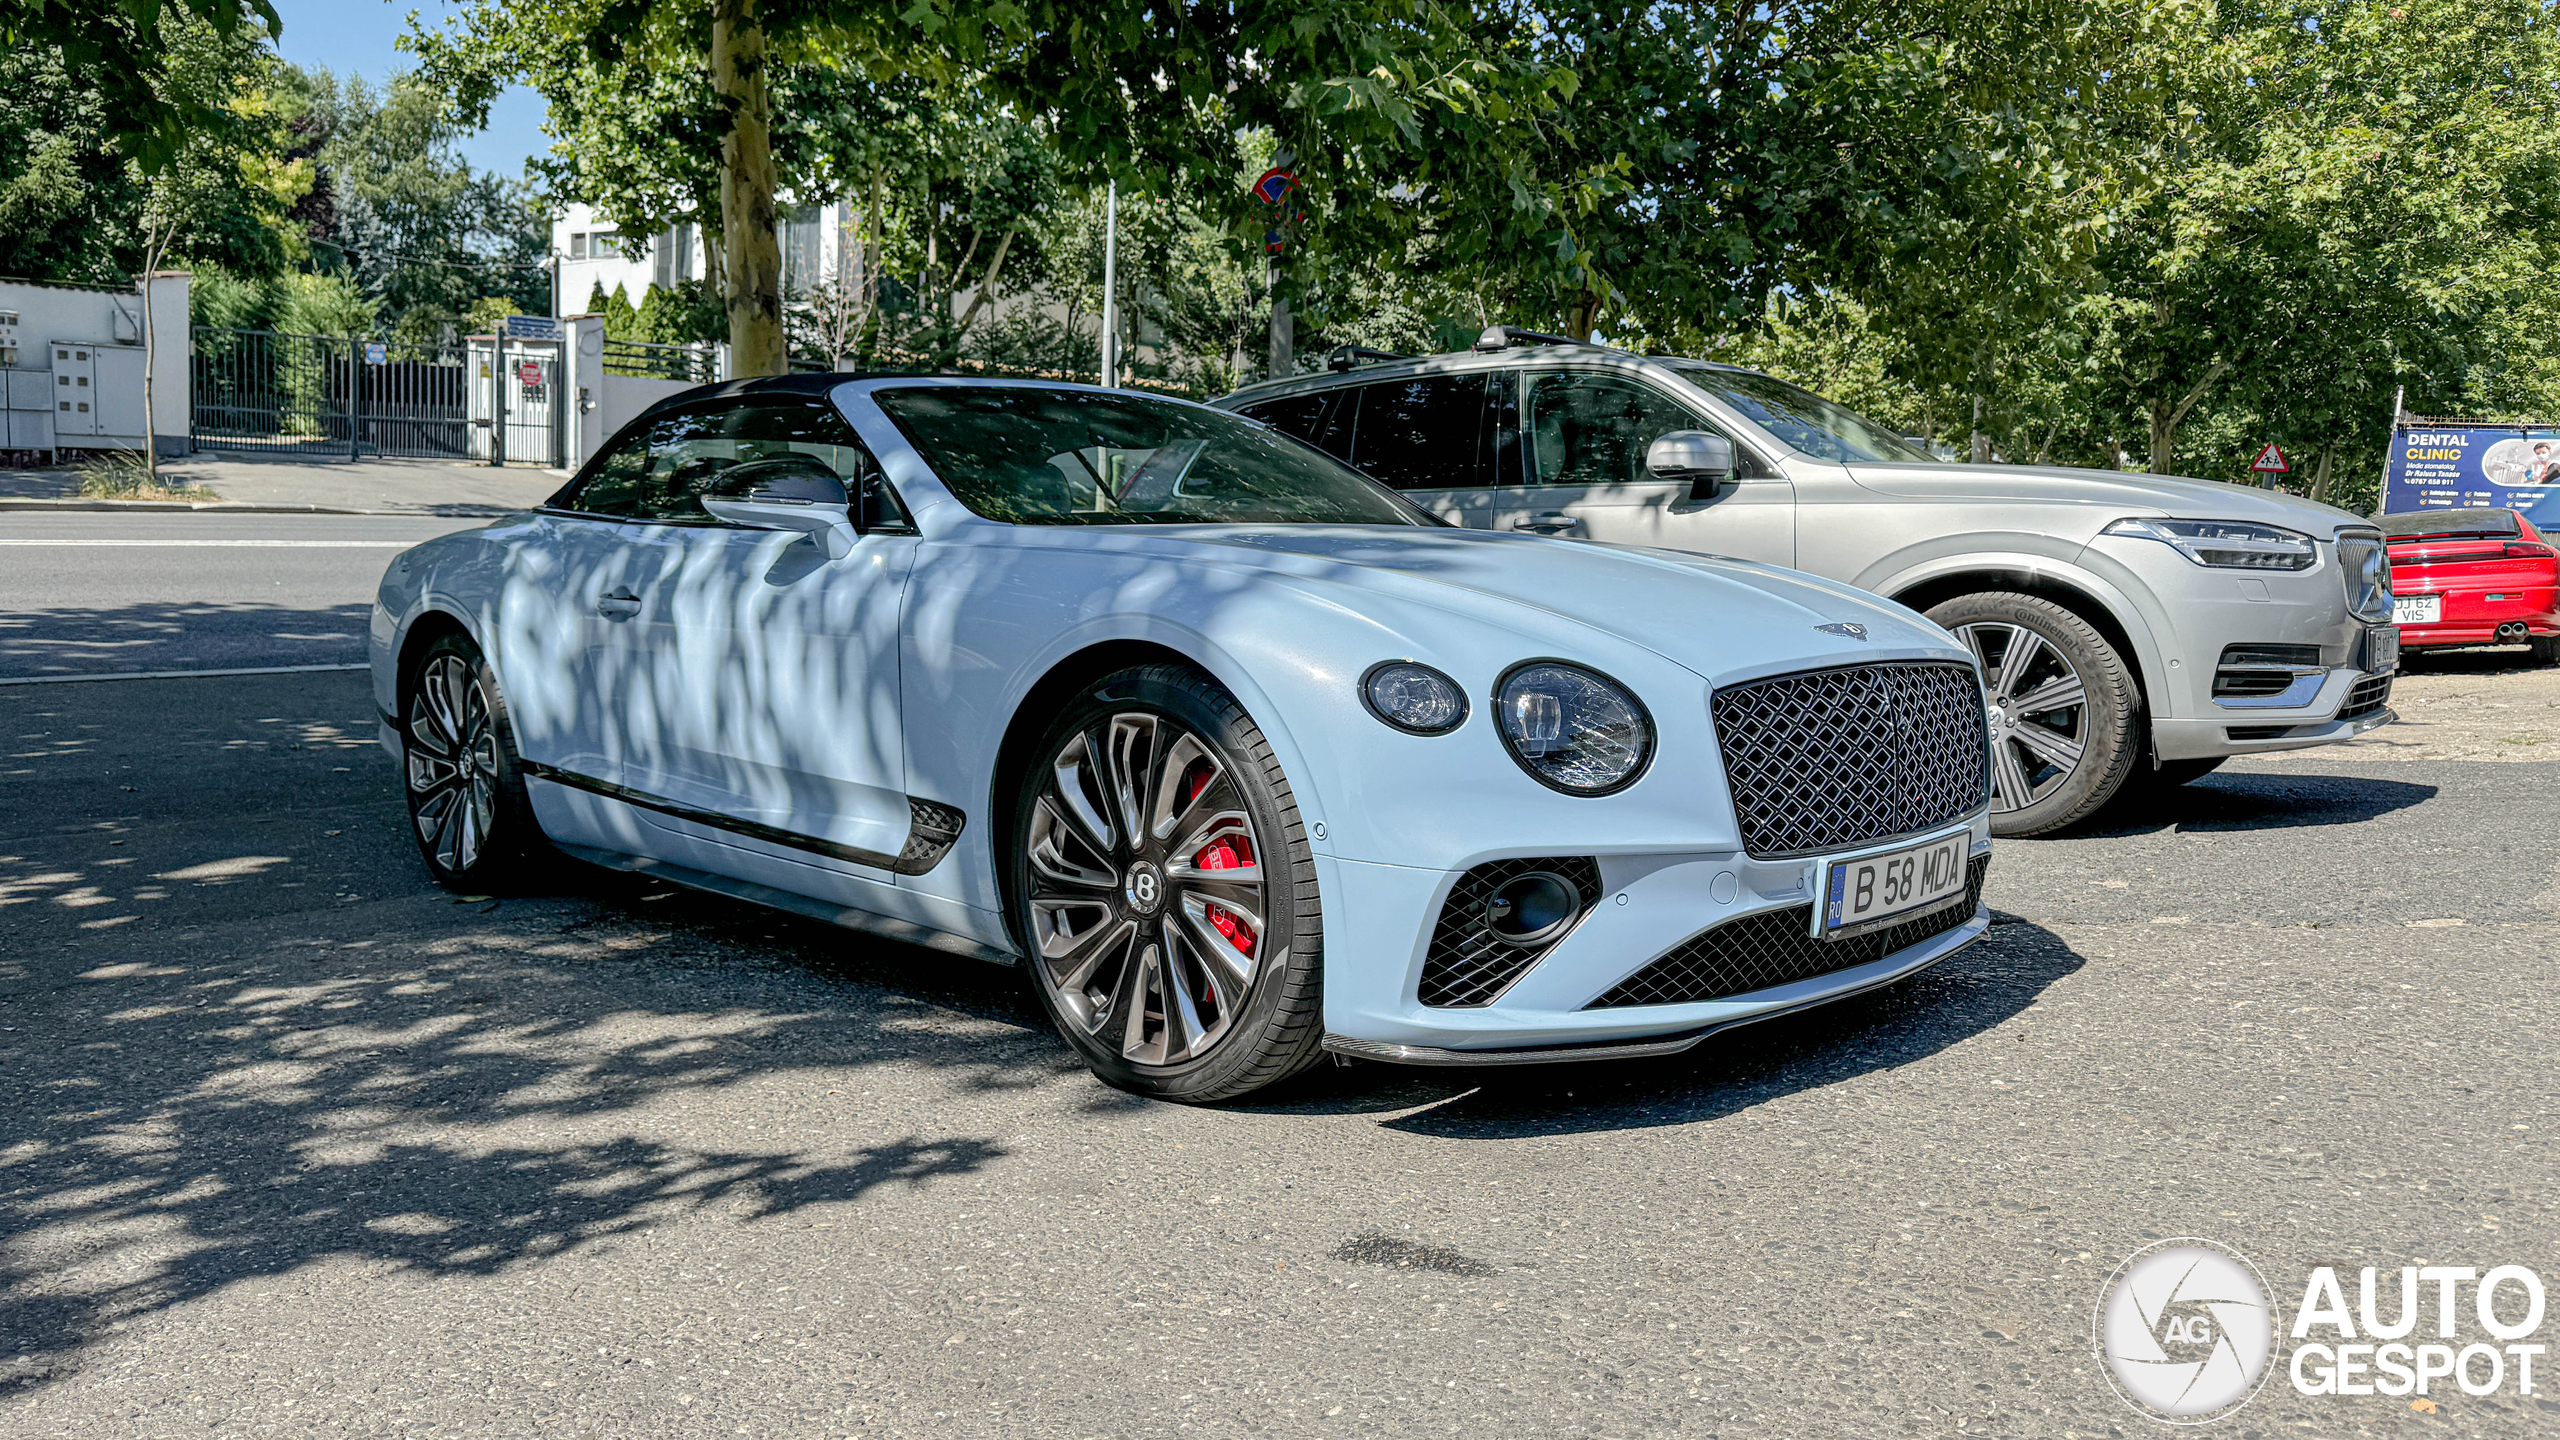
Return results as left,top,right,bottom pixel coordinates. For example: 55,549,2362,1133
192,328,473,460
603,338,716,383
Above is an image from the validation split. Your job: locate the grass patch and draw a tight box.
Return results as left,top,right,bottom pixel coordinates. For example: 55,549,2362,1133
75,451,220,503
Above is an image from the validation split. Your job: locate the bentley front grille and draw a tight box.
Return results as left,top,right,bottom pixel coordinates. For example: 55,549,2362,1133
1710,662,1989,859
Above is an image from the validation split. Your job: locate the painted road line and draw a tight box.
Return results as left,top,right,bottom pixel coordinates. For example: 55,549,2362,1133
0,663,370,686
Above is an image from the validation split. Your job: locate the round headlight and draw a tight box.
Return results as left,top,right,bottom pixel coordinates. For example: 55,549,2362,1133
1361,660,1468,734
1494,661,1653,794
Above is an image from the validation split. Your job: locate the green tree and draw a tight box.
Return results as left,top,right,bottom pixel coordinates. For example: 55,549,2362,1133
0,0,280,171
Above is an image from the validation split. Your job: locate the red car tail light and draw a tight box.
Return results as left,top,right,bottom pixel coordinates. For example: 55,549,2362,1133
2503,541,2556,559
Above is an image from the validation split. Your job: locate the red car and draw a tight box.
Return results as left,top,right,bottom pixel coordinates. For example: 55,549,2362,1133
2380,507,2559,664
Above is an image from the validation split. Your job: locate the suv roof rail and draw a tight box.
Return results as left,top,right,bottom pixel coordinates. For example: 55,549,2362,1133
1472,324,1581,351
1325,344,1411,372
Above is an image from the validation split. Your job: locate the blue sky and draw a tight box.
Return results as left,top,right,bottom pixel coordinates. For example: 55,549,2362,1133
267,0,547,181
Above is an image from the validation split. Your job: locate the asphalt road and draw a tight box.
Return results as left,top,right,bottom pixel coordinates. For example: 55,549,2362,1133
0,512,484,679
2,664,2552,1438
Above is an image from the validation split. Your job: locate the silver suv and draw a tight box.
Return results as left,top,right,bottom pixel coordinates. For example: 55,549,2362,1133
1216,333,2398,835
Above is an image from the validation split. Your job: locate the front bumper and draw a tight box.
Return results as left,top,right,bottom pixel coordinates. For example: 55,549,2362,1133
1318,813,1995,1056
2085,537,2399,761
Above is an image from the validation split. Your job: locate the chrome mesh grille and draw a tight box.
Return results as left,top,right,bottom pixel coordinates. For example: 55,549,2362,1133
1711,662,1988,859
2338,672,2394,721
1588,856,1989,1009
1416,856,1601,1008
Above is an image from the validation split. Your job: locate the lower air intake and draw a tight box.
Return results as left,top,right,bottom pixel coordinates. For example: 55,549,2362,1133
1588,856,1989,1009
1417,856,1602,1008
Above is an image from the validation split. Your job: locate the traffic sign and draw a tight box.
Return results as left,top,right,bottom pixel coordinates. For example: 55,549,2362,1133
364,342,387,366
1252,168,1296,206
2250,443,2289,474
516,360,543,387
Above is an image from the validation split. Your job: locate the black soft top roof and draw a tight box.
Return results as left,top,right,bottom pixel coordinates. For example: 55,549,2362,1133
2377,507,2522,539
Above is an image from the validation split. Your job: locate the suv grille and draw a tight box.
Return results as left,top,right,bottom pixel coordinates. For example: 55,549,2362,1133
1416,856,1602,1007
1588,856,1989,1009
1711,662,1988,859
2338,672,2393,721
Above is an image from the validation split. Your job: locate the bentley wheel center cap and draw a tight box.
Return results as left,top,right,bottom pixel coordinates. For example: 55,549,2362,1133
1124,861,1166,917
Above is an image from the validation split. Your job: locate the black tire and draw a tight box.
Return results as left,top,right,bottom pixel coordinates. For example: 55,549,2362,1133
1928,591,2143,838
1007,664,1326,1103
2531,635,2559,667
399,631,552,891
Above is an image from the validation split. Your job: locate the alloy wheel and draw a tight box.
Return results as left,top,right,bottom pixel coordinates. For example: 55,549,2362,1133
1024,712,1266,1068
405,653,501,874
1957,620,2088,814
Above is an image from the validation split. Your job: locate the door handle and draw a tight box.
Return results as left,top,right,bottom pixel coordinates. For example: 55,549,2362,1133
596,588,642,620
1511,513,1578,535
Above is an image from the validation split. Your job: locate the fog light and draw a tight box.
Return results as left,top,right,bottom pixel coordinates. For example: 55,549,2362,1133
1484,871,1583,946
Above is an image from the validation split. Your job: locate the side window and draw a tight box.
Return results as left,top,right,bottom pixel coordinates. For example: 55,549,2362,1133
1237,389,1353,461
1524,372,1754,487
1344,374,1492,491
551,399,891,524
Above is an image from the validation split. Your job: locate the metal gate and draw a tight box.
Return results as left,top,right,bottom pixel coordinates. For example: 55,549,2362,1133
192,328,476,460
467,338,564,467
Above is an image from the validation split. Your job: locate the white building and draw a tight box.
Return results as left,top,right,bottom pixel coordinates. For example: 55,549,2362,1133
550,200,849,322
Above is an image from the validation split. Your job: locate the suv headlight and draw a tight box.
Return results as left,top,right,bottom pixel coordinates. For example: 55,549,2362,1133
2335,528,2392,621
2102,517,2317,571
1495,661,1653,794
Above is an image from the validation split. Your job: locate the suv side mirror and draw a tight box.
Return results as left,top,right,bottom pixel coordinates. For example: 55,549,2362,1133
702,456,858,557
1647,431,1735,500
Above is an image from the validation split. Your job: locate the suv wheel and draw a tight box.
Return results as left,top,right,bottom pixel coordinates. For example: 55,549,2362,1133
1927,592,2142,837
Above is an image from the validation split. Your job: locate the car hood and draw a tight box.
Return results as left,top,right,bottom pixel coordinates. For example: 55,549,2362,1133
1057,524,1967,682
1845,461,2371,532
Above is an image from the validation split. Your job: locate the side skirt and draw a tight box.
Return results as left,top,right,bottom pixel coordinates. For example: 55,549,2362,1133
553,841,1019,967
521,760,964,876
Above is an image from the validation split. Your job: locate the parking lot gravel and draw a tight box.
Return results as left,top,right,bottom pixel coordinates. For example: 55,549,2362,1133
1,670,2553,1438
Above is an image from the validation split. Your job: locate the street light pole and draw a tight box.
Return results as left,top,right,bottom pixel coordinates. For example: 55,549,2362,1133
1099,181,1119,389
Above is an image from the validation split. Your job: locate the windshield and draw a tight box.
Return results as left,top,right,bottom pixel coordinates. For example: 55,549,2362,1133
1666,364,1937,464
875,386,1433,527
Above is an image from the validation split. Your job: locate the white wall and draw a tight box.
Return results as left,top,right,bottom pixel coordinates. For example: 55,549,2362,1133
0,273,190,456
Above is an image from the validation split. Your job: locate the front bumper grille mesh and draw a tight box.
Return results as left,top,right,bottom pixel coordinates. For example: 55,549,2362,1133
2338,672,2394,721
1587,856,1989,1010
1417,856,1602,1008
1711,662,1989,859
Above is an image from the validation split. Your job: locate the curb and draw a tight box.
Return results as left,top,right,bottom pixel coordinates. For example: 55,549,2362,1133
0,498,521,517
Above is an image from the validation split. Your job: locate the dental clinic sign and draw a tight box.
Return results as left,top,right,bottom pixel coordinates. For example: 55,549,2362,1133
2290,1264,2546,1401
2096,1242,2550,1423
2382,420,2560,527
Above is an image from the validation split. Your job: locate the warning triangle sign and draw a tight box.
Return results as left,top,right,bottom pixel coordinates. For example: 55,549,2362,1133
2250,443,2289,473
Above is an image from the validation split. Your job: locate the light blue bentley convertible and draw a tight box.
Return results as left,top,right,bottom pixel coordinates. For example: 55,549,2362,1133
371,376,1993,1100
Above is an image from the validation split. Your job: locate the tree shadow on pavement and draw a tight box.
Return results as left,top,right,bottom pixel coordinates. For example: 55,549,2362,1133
1243,911,2084,1139
0,600,373,678
0,684,1056,1401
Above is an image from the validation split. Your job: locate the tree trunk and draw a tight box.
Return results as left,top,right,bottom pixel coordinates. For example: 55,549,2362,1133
2307,444,2336,504
1565,289,1602,343
1969,391,1990,465
712,0,783,376
2148,355,2231,477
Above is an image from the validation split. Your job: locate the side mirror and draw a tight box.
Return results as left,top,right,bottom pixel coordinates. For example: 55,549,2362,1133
1648,430,1734,500
702,456,857,557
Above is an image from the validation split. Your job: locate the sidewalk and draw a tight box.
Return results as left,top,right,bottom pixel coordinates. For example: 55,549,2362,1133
0,450,566,516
